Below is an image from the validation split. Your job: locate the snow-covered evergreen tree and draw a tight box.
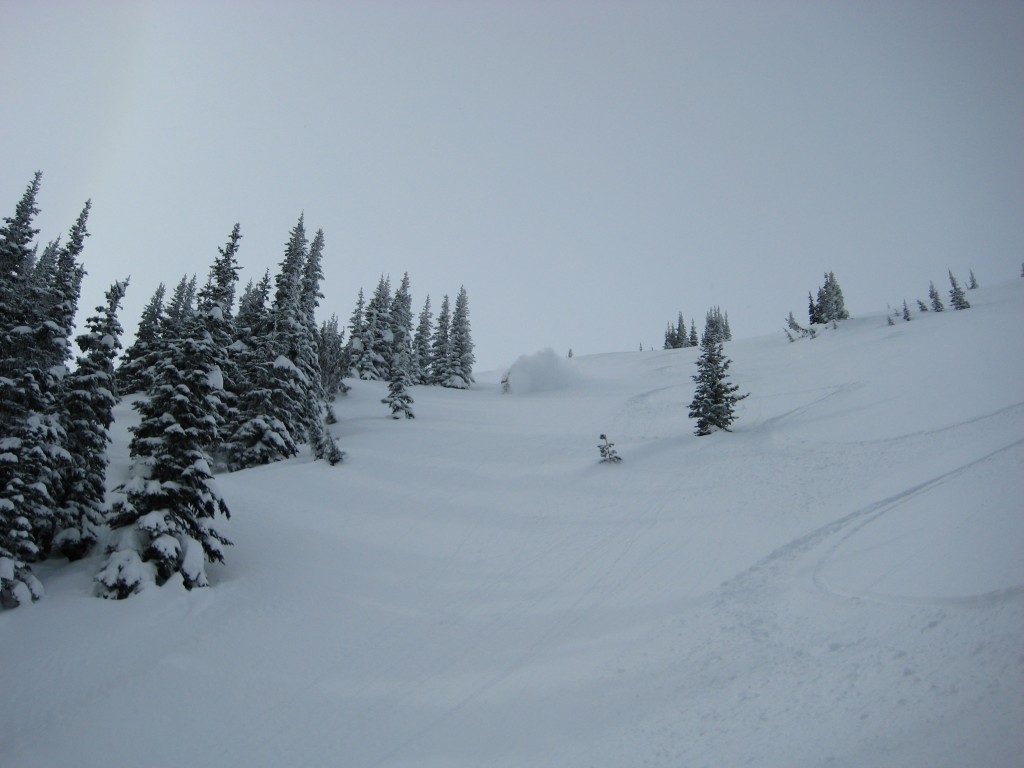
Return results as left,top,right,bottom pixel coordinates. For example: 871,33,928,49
0,173,56,606
916,299,929,313
389,272,414,381
664,312,691,349
411,295,433,385
928,281,945,312
47,201,89,372
226,358,299,470
117,282,166,395
429,294,452,385
345,287,367,376
702,306,731,345
948,270,970,310
298,229,328,455
55,279,128,560
265,215,314,444
813,272,849,324
97,312,232,598
967,269,978,290
319,314,348,400
196,225,243,467
0,171,42,285
227,216,317,469
163,274,198,338
902,300,911,322
235,270,271,342
445,286,475,389
356,275,393,381
808,291,820,325
315,418,345,465
688,335,749,436
1,177,90,601
198,223,242,322
382,344,415,419
688,320,698,347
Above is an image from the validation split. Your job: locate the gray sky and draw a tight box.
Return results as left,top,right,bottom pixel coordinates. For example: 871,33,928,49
3,1,1022,371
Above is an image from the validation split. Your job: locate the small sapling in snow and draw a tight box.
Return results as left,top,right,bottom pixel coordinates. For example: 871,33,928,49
598,434,622,463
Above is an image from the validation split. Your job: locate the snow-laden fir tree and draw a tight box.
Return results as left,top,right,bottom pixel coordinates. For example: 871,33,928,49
677,313,689,346
948,270,970,310
54,279,128,561
120,273,199,401
195,224,243,468
445,286,475,389
1,177,91,604
430,293,452,385
355,275,393,381
917,299,929,313
967,269,978,290
382,344,415,419
227,217,311,468
411,295,433,385
0,173,48,606
688,334,749,436
46,201,89,373
163,274,198,338
198,223,242,325
263,215,315,444
389,272,414,382
226,360,299,470
117,282,165,395
315,418,345,465
702,306,732,345
318,313,348,402
664,312,692,349
226,270,277,460
810,272,849,324
97,310,232,598
928,281,944,312
345,287,367,376
299,229,328,458
234,270,272,341
902,300,911,322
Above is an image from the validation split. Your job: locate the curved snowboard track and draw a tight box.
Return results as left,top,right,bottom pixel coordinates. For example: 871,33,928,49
597,449,1024,768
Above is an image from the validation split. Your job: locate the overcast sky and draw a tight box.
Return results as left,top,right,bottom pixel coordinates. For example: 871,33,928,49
3,1,1022,371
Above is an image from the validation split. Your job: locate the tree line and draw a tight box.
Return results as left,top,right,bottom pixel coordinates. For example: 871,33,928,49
1,173,475,606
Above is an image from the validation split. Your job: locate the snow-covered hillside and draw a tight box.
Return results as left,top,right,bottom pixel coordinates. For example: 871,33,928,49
3,281,1022,768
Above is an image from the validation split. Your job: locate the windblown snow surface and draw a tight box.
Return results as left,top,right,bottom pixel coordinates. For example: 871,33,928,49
3,282,1023,768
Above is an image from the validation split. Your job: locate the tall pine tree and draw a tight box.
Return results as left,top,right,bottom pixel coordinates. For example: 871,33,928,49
412,295,433,384
227,217,316,468
430,294,452,385
688,336,749,436
97,310,232,597
445,286,475,389
55,279,128,560
948,270,970,310
117,282,166,395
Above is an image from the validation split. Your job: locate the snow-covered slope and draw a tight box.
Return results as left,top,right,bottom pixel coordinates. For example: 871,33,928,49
3,282,1022,768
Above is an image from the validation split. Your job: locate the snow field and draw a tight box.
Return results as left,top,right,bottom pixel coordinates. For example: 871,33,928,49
1,281,1022,767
